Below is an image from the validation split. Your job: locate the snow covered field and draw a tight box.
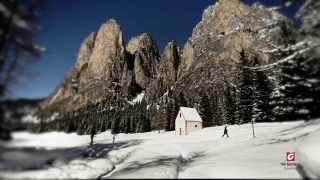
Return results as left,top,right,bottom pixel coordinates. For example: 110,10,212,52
1,119,320,179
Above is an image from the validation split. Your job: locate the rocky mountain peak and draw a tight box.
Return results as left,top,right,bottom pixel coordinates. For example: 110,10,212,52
40,1,299,116
74,32,96,73
177,40,194,78
40,32,98,111
158,40,180,87
86,18,125,80
297,0,320,37
162,40,178,59
171,0,297,106
192,0,250,39
185,0,295,68
126,33,159,55
40,19,128,112
132,33,160,89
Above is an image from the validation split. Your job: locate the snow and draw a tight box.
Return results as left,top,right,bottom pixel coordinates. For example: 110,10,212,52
34,45,47,53
0,3,10,17
297,129,320,178
22,113,59,124
285,1,292,7
127,91,145,105
13,15,32,31
267,6,282,11
246,42,319,71
180,107,202,122
296,109,310,115
132,91,145,104
245,40,320,71
0,2,36,32
307,78,320,83
21,114,40,123
1,119,320,179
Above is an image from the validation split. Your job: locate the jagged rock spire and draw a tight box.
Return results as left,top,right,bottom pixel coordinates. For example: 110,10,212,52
129,33,160,89
87,18,125,80
159,40,180,87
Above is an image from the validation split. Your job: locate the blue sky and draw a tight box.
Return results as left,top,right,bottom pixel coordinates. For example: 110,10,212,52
10,0,304,99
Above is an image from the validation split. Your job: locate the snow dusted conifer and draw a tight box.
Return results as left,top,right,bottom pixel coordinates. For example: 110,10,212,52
238,50,255,124
274,54,319,121
199,91,213,127
224,84,237,125
210,93,224,126
111,114,120,135
165,89,177,131
165,97,175,131
252,71,274,122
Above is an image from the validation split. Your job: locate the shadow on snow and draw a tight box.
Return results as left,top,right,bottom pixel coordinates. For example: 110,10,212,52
109,151,206,178
0,140,142,172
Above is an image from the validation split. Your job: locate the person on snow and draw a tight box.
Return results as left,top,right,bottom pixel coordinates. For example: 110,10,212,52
90,124,96,146
222,124,229,138
112,134,116,145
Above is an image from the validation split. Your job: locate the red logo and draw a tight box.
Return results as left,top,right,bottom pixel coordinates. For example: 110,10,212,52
286,152,296,161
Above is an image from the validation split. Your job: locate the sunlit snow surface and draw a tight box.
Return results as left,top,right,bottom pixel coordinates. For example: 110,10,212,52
1,120,320,179
297,128,320,178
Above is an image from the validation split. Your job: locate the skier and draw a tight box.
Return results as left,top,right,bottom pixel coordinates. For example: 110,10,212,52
222,124,229,138
90,124,96,146
112,134,116,145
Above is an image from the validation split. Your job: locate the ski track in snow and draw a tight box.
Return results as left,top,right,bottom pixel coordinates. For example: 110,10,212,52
1,120,320,179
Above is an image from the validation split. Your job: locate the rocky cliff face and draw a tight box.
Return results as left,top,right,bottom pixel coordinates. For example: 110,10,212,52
171,0,296,98
177,40,193,78
40,32,96,111
85,19,125,81
41,0,298,116
183,0,294,66
41,21,160,112
297,0,320,37
129,33,160,89
75,32,96,72
297,0,320,59
159,40,180,87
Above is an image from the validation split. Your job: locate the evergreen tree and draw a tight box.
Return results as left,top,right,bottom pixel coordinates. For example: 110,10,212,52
111,114,120,135
224,84,237,125
124,117,131,133
141,114,151,132
238,50,255,124
153,105,166,132
216,95,227,125
165,89,177,131
176,92,188,107
252,71,273,122
274,54,319,121
199,92,213,127
165,98,175,131
209,92,224,126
